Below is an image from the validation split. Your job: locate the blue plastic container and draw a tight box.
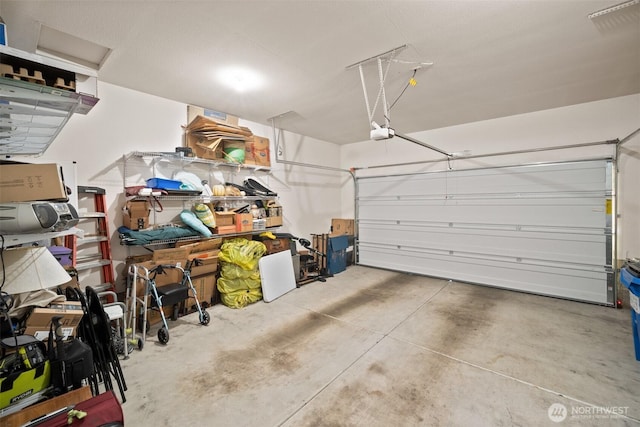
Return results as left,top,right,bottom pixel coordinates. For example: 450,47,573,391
146,178,182,190
620,267,640,362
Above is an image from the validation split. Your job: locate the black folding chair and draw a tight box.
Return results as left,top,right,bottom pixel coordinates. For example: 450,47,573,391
65,286,127,402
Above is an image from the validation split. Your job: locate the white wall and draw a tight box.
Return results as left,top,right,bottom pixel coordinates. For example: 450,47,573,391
15,81,343,290
238,121,344,240
341,94,640,262
12,80,639,292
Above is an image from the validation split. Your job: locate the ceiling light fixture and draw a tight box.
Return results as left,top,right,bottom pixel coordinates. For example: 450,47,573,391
588,0,639,19
217,67,263,93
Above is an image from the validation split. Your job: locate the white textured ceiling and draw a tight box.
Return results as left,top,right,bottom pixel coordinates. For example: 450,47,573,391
2,0,639,144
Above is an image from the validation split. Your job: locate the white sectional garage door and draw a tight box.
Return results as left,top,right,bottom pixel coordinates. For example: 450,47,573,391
356,159,615,305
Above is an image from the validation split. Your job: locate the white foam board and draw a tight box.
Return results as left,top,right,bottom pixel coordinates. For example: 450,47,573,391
259,251,297,302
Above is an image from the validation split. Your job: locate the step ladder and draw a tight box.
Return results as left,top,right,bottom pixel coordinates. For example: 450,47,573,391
65,186,115,293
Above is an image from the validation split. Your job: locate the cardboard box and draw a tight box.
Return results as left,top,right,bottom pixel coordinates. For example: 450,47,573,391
249,136,270,167
152,247,190,263
123,200,151,230
188,250,219,277
24,301,84,340
0,163,68,203
252,136,270,151
215,225,236,235
176,238,222,253
185,131,224,161
235,213,253,233
244,140,256,165
262,237,290,255
184,274,216,313
125,253,153,264
145,298,175,326
266,201,282,217
214,211,235,227
188,249,220,263
330,219,355,237
266,202,282,227
265,216,283,228
187,105,239,126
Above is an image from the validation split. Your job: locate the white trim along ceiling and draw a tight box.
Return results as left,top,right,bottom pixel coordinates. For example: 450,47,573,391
356,159,615,305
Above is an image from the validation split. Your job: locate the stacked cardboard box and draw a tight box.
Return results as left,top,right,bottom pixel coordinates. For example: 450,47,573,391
183,113,271,167
214,211,236,234
126,239,221,325
184,115,253,162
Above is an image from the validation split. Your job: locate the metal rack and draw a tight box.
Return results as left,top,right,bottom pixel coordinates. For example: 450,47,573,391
123,151,270,180
0,45,99,156
0,227,83,248
121,151,279,247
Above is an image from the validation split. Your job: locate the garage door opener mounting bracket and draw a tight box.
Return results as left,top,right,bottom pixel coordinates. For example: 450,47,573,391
347,45,451,158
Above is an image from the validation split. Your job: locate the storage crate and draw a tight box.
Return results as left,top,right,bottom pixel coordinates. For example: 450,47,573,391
48,246,72,267
620,266,640,362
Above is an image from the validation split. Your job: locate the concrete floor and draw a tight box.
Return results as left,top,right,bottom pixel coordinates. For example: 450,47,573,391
119,266,640,426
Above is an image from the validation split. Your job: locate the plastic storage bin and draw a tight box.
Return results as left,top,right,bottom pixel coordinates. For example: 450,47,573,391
48,245,72,266
146,178,182,190
620,266,640,361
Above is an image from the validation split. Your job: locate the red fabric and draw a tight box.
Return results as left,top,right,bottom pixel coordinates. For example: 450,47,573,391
39,391,123,427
